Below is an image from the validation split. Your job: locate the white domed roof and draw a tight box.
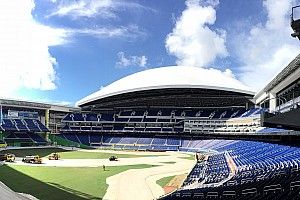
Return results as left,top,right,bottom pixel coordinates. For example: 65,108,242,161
77,66,254,106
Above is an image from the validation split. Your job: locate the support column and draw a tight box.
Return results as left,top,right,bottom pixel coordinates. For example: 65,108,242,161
245,102,249,110
45,109,50,141
45,109,50,128
269,93,277,112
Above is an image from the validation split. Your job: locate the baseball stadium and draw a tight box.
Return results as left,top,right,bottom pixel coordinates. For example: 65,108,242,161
0,53,300,200
1,2,300,200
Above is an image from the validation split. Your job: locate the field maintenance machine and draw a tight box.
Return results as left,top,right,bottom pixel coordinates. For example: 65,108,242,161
48,153,60,160
109,156,118,161
0,153,15,162
22,155,42,164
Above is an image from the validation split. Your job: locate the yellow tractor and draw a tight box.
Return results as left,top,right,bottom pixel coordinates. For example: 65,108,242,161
0,153,15,162
0,143,7,148
22,155,42,164
48,153,60,160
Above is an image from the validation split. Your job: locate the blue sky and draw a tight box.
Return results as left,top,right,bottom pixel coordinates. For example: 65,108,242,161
0,0,299,105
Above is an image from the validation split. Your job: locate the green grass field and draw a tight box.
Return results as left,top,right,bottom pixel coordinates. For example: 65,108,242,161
58,151,158,159
159,161,176,164
1,148,162,159
179,154,195,160
0,164,155,200
156,175,175,187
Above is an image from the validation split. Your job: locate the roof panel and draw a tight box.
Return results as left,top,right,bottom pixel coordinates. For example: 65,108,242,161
77,66,254,106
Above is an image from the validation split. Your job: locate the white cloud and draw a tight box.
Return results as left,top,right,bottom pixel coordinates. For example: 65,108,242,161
69,25,145,39
116,52,147,68
165,0,227,67
235,0,300,91
48,0,154,19
47,0,147,39
50,100,72,106
0,0,146,100
0,0,68,98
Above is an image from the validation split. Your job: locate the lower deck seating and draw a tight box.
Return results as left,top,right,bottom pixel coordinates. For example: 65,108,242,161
162,171,300,200
160,139,300,200
57,134,183,151
4,132,46,144
63,134,80,143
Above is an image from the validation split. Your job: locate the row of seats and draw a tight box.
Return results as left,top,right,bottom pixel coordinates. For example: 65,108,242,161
183,153,231,186
62,108,248,122
163,171,300,199
161,140,300,200
61,123,270,136
61,124,183,133
57,134,255,152
0,118,49,132
59,134,236,148
257,127,290,133
58,134,182,148
239,108,266,118
61,124,268,136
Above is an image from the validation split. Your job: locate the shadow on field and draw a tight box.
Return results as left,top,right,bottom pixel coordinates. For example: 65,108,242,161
48,183,102,200
0,165,98,200
0,148,70,157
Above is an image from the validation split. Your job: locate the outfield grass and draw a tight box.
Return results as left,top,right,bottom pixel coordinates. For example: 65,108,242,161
178,154,195,160
159,161,176,164
1,148,163,159
156,175,175,187
0,164,155,200
58,151,158,159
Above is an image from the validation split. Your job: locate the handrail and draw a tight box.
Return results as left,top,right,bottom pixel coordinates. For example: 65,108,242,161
259,96,287,113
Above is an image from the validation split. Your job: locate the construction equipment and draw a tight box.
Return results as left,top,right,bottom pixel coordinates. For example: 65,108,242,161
291,5,300,39
0,141,7,148
109,156,118,161
48,153,60,160
0,153,15,162
22,155,42,164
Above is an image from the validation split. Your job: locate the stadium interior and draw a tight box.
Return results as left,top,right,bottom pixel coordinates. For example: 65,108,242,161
1,9,300,200
0,52,300,200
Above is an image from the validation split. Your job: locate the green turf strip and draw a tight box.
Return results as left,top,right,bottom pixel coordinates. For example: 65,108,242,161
0,164,155,200
178,154,195,160
156,175,175,187
1,148,164,159
159,161,176,164
58,151,159,159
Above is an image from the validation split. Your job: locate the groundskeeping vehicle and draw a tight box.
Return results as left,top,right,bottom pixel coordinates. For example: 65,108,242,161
48,153,60,160
22,155,42,164
0,153,15,162
0,142,7,148
109,156,118,161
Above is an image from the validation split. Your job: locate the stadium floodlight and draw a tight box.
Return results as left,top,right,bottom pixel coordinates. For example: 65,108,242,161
291,5,300,40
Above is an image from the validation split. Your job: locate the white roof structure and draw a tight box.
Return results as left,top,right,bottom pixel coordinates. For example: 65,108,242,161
77,66,254,106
